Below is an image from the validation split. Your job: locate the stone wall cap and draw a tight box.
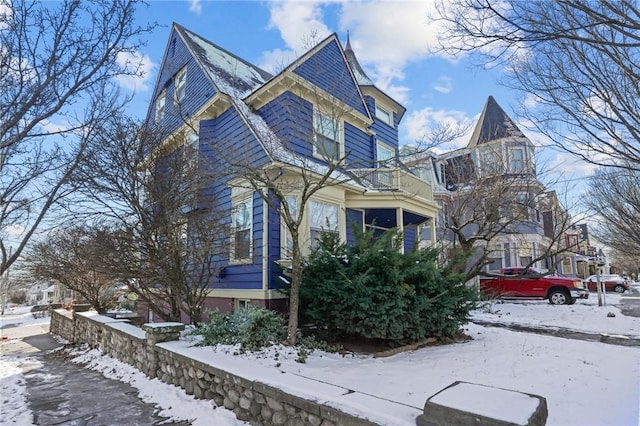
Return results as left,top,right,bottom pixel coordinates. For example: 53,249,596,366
142,322,185,332
426,381,546,425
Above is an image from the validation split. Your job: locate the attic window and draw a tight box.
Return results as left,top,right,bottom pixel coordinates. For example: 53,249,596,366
155,89,166,123
375,105,393,127
174,67,187,104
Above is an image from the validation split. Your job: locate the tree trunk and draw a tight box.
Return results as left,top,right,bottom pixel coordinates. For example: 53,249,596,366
286,241,302,346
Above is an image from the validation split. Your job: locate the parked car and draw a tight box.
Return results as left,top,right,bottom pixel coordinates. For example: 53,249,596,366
479,267,589,305
583,274,629,293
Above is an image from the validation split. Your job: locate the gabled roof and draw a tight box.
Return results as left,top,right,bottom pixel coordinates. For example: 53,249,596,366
467,96,527,147
175,23,272,98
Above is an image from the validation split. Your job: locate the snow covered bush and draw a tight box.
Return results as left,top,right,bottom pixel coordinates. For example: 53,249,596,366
195,306,287,352
299,228,476,346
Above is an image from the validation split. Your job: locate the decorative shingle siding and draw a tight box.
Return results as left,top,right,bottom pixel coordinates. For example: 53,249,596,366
148,29,217,135
257,92,314,158
293,39,368,117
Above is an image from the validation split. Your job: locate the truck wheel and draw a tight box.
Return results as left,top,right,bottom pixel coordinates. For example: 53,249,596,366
549,290,569,305
613,285,625,293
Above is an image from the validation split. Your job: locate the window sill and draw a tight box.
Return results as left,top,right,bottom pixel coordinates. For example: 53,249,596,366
229,258,253,266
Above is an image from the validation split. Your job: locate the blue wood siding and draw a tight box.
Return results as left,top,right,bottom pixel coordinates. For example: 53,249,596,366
200,108,270,169
212,190,264,290
364,96,400,159
293,39,368,117
148,29,217,135
344,122,374,167
257,92,314,158
346,208,364,245
198,110,272,291
267,203,286,290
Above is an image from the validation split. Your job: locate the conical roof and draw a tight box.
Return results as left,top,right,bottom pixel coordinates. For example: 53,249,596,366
343,32,374,86
467,96,526,147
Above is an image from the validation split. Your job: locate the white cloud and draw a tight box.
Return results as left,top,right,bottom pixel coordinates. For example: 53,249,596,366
267,1,332,52
261,1,333,74
114,50,156,92
403,106,472,149
188,0,202,15
39,119,69,134
1,224,25,240
338,1,446,104
257,48,296,75
433,76,453,93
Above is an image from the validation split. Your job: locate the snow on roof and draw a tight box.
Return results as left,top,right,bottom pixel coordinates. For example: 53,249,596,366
179,26,272,98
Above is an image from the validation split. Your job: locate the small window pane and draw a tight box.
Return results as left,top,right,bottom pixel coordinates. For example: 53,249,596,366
510,148,524,172
375,106,392,126
155,90,166,123
175,67,187,103
233,198,252,260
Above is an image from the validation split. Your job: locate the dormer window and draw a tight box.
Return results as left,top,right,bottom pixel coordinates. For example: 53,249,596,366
313,111,342,161
174,67,187,104
155,89,166,123
375,105,393,127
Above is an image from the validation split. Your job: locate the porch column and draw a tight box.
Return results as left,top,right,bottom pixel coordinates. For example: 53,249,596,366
397,208,404,254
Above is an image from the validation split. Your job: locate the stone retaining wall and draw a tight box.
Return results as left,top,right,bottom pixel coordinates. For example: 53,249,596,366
49,310,384,426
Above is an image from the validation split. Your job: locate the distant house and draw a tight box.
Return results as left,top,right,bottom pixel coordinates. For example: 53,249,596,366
406,96,562,274
143,24,439,317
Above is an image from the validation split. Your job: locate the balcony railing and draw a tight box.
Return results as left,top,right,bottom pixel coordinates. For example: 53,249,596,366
349,168,433,201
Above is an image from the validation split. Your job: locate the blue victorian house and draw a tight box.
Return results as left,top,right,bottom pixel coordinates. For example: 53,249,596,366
144,24,439,317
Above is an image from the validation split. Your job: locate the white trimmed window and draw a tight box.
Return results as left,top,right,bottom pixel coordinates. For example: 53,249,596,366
186,132,199,169
282,195,297,258
375,105,393,127
174,67,187,103
509,147,525,173
309,200,339,246
479,146,502,176
232,197,252,261
155,89,166,123
313,111,341,161
376,141,394,186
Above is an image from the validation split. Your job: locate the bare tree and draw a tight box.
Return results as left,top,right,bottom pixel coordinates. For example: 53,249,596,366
0,0,154,275
415,141,580,281
220,95,359,345
71,114,229,324
433,0,640,170
585,167,640,259
24,226,119,314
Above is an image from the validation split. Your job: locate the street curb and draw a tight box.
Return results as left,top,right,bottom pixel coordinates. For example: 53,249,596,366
470,320,640,347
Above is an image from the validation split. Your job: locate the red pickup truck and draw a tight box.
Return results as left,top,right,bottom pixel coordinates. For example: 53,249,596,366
479,267,589,305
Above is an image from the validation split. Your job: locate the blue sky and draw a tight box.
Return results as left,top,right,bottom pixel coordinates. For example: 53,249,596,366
120,1,590,199
126,2,510,143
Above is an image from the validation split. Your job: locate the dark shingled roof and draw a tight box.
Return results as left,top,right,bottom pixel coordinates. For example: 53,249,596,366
343,33,374,86
176,23,273,98
468,96,526,147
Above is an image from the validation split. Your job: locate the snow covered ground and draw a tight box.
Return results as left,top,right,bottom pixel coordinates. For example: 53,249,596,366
2,294,639,426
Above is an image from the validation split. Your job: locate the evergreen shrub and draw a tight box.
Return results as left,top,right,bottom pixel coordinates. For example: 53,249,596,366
300,228,476,346
195,306,287,352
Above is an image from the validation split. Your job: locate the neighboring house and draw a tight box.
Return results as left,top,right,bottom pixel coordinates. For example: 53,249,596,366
406,96,561,274
144,24,439,315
